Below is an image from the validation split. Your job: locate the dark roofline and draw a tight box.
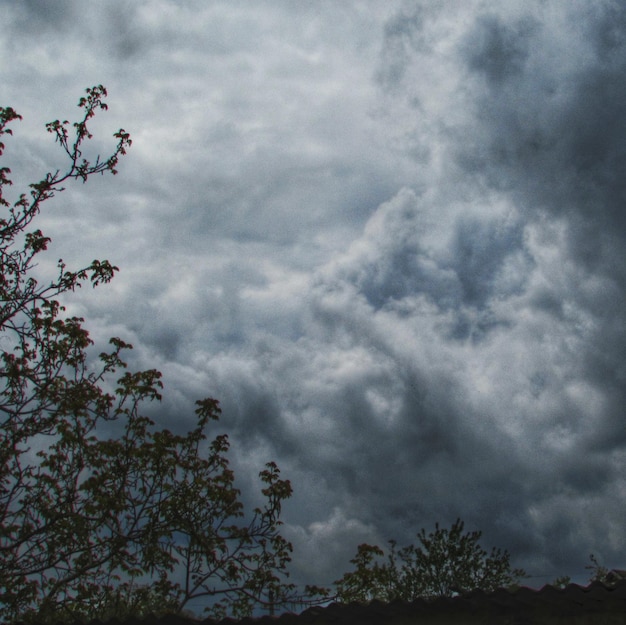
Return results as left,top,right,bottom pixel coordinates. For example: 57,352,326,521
208,579,626,625
11,579,626,625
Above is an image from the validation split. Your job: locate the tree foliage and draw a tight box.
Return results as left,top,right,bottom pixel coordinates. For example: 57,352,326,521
334,518,526,603
0,86,297,622
586,553,610,584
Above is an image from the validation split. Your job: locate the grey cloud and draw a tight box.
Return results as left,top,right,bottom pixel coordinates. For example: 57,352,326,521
4,0,150,63
103,3,148,60
449,212,529,307
375,6,428,91
328,190,460,311
585,1,626,61
221,166,625,581
162,1,626,585
196,189,535,551
321,188,530,347
464,13,537,84
448,2,626,486
558,452,615,495
458,4,626,273
283,508,380,585
6,0,78,34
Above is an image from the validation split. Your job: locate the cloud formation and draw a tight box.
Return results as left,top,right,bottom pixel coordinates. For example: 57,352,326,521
2,0,626,592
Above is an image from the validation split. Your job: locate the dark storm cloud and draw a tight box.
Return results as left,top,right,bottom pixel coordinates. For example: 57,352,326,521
198,146,623,579
192,184,534,566
435,0,626,575
7,0,78,34
219,1,626,584
457,1,626,448
464,13,536,84
459,4,626,273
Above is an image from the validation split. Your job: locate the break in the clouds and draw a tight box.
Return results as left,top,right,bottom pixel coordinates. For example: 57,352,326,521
2,0,626,593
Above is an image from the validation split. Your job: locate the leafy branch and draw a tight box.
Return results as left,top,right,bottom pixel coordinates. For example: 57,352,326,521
0,87,299,623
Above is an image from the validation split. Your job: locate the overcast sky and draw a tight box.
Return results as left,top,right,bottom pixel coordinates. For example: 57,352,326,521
3,0,626,599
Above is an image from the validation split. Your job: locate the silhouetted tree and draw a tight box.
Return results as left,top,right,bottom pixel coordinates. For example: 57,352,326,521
0,87,296,622
335,518,526,603
586,553,610,583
